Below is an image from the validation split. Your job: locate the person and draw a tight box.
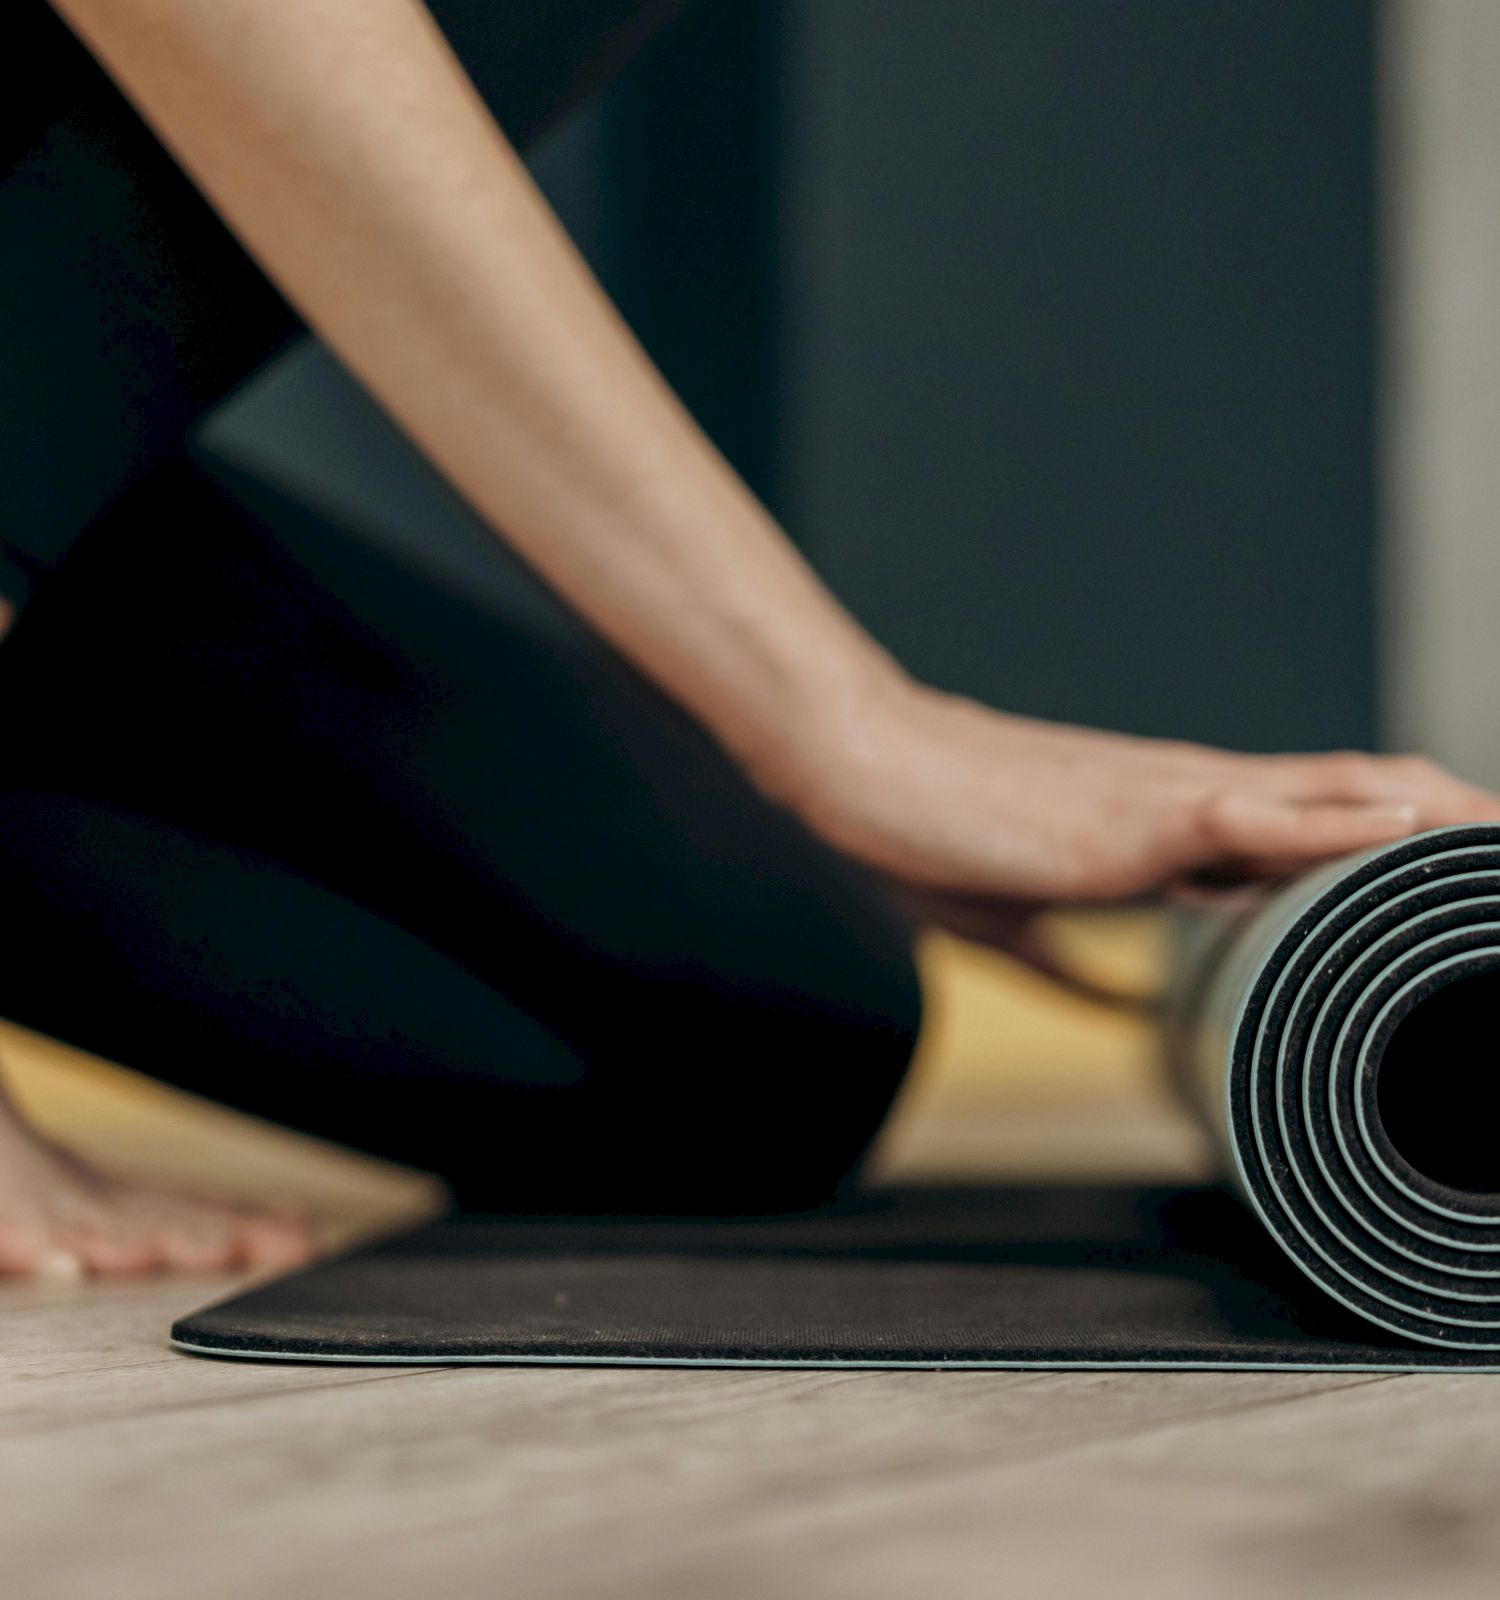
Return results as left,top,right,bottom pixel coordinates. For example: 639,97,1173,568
1,0,1494,1278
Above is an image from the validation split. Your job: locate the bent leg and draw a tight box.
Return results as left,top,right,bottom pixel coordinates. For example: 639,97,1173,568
1,460,921,1212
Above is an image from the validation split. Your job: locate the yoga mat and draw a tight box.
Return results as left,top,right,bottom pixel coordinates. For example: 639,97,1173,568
171,1184,1497,1369
174,822,1500,1369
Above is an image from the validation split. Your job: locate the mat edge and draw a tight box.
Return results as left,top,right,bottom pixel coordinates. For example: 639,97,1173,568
167,1337,1500,1373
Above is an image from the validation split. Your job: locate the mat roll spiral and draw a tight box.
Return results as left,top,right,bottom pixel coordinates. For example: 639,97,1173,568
1171,823,1500,1349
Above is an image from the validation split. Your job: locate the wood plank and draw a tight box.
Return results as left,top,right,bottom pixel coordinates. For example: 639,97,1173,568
16,1340,1500,1600
532,1372,1500,1600
5,1358,1375,1600
0,1278,439,1435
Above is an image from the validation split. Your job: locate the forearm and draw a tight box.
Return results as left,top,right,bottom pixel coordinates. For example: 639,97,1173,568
51,0,899,789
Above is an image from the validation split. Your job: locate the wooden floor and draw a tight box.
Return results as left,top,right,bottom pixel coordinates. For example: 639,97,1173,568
7,925,1500,1600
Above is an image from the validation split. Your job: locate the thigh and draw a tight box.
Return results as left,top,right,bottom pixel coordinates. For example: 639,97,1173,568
1,458,921,1209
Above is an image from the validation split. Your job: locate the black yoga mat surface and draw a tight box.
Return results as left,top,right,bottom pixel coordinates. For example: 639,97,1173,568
171,1183,1500,1371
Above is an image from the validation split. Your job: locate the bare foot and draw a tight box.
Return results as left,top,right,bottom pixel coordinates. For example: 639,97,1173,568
0,1084,314,1278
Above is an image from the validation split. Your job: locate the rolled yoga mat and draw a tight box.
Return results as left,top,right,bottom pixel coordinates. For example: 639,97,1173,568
1167,819,1500,1354
174,823,1500,1370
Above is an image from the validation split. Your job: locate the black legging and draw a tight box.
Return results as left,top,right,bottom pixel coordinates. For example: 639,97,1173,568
0,3,921,1213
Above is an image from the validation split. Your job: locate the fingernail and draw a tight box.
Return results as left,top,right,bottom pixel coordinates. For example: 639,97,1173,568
37,1250,86,1281
1362,803,1420,829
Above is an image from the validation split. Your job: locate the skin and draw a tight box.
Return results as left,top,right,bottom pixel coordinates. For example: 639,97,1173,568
5,0,1498,1277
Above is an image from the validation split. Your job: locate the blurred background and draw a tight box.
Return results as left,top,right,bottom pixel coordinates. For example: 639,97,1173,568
10,0,1500,1227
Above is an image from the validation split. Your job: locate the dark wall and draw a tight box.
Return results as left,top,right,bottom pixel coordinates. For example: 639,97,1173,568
598,0,785,507
781,0,1376,750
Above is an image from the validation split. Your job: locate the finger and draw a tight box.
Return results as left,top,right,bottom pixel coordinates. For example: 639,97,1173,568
1258,753,1500,821
1200,794,1421,862
1418,786,1500,825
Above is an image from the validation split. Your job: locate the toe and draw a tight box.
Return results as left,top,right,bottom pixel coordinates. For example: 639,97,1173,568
0,1220,49,1275
155,1212,242,1272
123,1192,239,1272
236,1211,315,1271
74,1227,160,1277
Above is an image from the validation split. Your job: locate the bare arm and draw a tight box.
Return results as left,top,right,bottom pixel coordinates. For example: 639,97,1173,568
49,0,1500,913
51,0,890,792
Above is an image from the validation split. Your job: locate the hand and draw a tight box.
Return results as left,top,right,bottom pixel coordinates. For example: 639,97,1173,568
785,677,1500,910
